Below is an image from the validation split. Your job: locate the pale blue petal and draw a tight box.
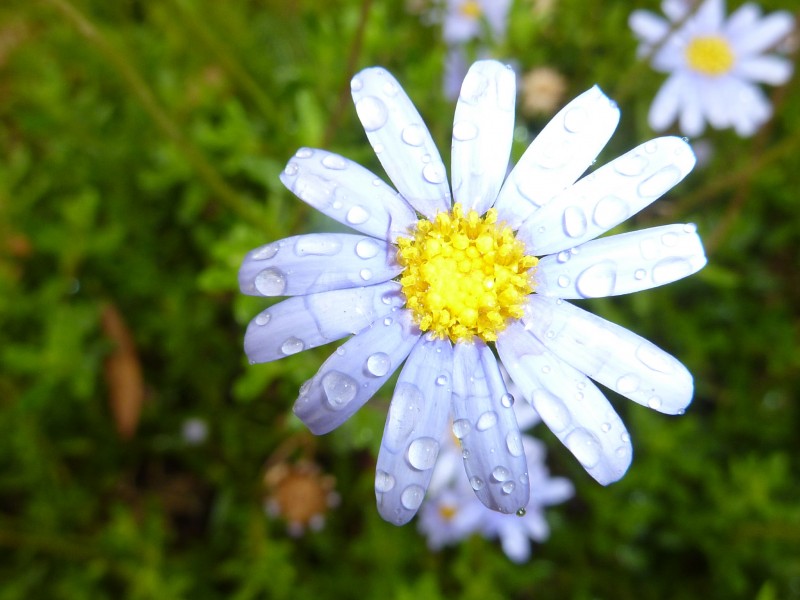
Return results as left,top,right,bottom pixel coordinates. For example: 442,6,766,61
375,336,454,525
351,67,451,219
293,309,420,434
451,342,530,514
244,281,405,364
239,233,402,297
497,321,632,485
524,295,694,415
451,60,515,215
534,223,707,299
279,148,417,243
495,86,620,230
516,137,695,255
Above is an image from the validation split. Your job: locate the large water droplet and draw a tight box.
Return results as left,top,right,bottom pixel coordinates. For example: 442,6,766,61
355,239,381,259
575,260,617,298
280,337,304,355
592,195,630,229
321,371,358,410
407,437,440,470
321,154,347,170
453,121,478,141
375,469,395,492
255,267,287,296
563,106,587,132
506,432,524,457
346,205,370,225
400,485,424,510
294,236,342,256
616,373,641,394
252,243,279,260
452,418,471,439
422,162,446,184
476,411,498,431
647,396,663,410
501,481,516,495
382,81,399,96
500,393,514,408
563,205,588,238
295,148,314,159
532,389,571,433
638,164,681,198
557,275,571,288
401,124,425,146
355,96,388,131
365,352,390,377
565,428,602,468
254,310,271,326
469,476,485,491
636,343,673,373
491,466,511,482
614,154,648,177
652,257,692,284
283,162,298,176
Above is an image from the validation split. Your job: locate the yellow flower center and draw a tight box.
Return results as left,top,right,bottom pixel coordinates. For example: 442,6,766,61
439,504,458,521
397,203,536,343
685,35,735,76
459,0,483,19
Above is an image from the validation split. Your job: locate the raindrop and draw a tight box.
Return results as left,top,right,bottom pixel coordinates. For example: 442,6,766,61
502,481,516,495
636,343,673,373
283,162,299,176
400,485,424,510
452,121,479,141
321,154,347,170
346,205,370,225
321,371,358,410
601,422,612,433
365,352,390,377
422,162,447,184
621,432,631,443
335,346,346,356
469,476,485,491
652,257,692,284
683,223,697,233
407,437,440,470
615,446,628,458
506,432,524,457
294,236,342,256
452,419,471,439
360,269,373,281
385,383,423,451
613,154,648,177
647,396,663,410
661,232,679,247
251,243,279,261
637,164,681,198
435,374,449,386
541,365,551,374
355,239,381,259
592,195,630,229
563,106,587,132
491,466,511,482
373,143,384,154
643,140,658,154
280,337,304,355
375,470,395,492
634,269,647,280
382,81,399,96
383,317,393,326
254,267,287,296
476,411,498,431
563,205,588,238
556,251,570,263
575,260,617,298
565,428,602,468
532,389,571,433
350,76,363,91
500,393,515,408
355,96,389,131
254,310,271,326
401,124,425,146
557,275,571,288
295,148,313,158
516,507,527,517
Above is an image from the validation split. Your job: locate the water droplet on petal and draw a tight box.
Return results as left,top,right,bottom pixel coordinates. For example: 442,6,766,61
355,239,381,259
283,162,299,176
636,343,673,373
401,124,425,146
469,476,485,491
255,267,287,296
382,81,399,96
355,96,388,131
422,162,446,184
375,470,395,492
563,205,588,238
435,374,448,386
601,422,611,433
647,396,663,410
621,432,631,443
616,373,641,394
350,76,363,92
565,428,602,468
452,419,471,439
453,121,479,141
476,411,498,431
252,243,280,260
295,148,313,158
638,164,681,198
500,393,515,408
563,106,587,132
407,437,439,470
491,466,511,482
360,269,373,281
346,205,370,225
516,507,527,517
556,251,570,263
254,310,271,326
294,236,342,256
321,371,358,410
321,154,347,170
614,154,648,177
592,195,630,229
506,432,524,457
575,260,617,298
502,481,516,495
365,352,390,377
634,269,647,280
400,485,424,510
557,275,571,288
280,337,304,355
652,257,692,284
532,389,571,433
661,232,679,247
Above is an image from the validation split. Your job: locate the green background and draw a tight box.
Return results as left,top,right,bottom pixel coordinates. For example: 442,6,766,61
1,0,798,598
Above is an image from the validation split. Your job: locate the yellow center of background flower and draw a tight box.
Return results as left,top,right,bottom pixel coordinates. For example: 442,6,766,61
397,203,536,343
685,35,735,76
459,0,483,19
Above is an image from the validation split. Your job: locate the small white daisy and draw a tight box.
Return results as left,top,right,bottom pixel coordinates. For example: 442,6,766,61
239,60,706,525
630,0,795,136
441,0,512,45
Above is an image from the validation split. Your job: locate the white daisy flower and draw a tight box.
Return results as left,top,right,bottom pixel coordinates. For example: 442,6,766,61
630,0,795,137
239,60,706,526
442,0,512,45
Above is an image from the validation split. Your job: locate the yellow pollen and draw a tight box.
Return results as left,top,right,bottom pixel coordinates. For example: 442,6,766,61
459,0,483,19
439,504,458,521
397,203,537,343
685,35,734,76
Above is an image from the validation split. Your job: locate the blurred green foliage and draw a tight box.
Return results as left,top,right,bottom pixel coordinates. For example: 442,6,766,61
1,0,799,598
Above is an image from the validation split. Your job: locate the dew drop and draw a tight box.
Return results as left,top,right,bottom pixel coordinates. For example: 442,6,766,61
661,232,679,247
422,162,447,184
563,106,587,132
360,269,373,281
382,81,399,96
616,373,641,394
502,481,516,495
643,140,658,154
346,205,370,225
613,154,648,177
476,411,498,431
401,124,425,146
491,466,511,482
500,393,515,408
647,396,663,410
683,223,697,233
407,437,440,470
652,257,692,284
280,337,304,355
557,275,571,288
452,418,471,439
516,507,527,517
321,154,347,170
565,428,602,468
636,343,673,373
254,267,287,296
462,448,470,459
556,251,570,263
375,470,395,492
435,374,448,386
251,243,279,261
563,205,588,238
637,164,681,198
634,268,647,280
294,236,342,256
365,352,390,377
355,96,388,131
400,485,425,510
355,239,381,259
383,317,393,326
335,346,346,356
254,310,271,326
601,422,612,433
532,389,571,433
452,121,479,141
321,371,358,410
350,76,363,92
469,476,485,491
506,432,524,457
621,432,631,443
295,148,313,158
615,446,628,458
592,195,630,229
283,162,299,176
384,383,423,451
575,260,617,298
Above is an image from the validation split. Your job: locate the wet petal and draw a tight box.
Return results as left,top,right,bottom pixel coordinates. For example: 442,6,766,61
239,233,402,297
293,310,420,434
375,336,454,525
451,60,515,216
351,67,451,219
244,281,405,363
495,86,621,230
524,296,694,414
451,342,530,514
516,137,695,255
279,148,417,243
497,321,632,485
535,223,707,299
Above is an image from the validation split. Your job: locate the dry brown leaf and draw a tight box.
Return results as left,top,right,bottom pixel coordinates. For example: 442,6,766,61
101,303,144,440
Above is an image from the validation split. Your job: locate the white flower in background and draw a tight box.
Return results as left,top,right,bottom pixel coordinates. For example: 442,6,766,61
420,400,574,562
630,0,795,136
239,59,706,526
